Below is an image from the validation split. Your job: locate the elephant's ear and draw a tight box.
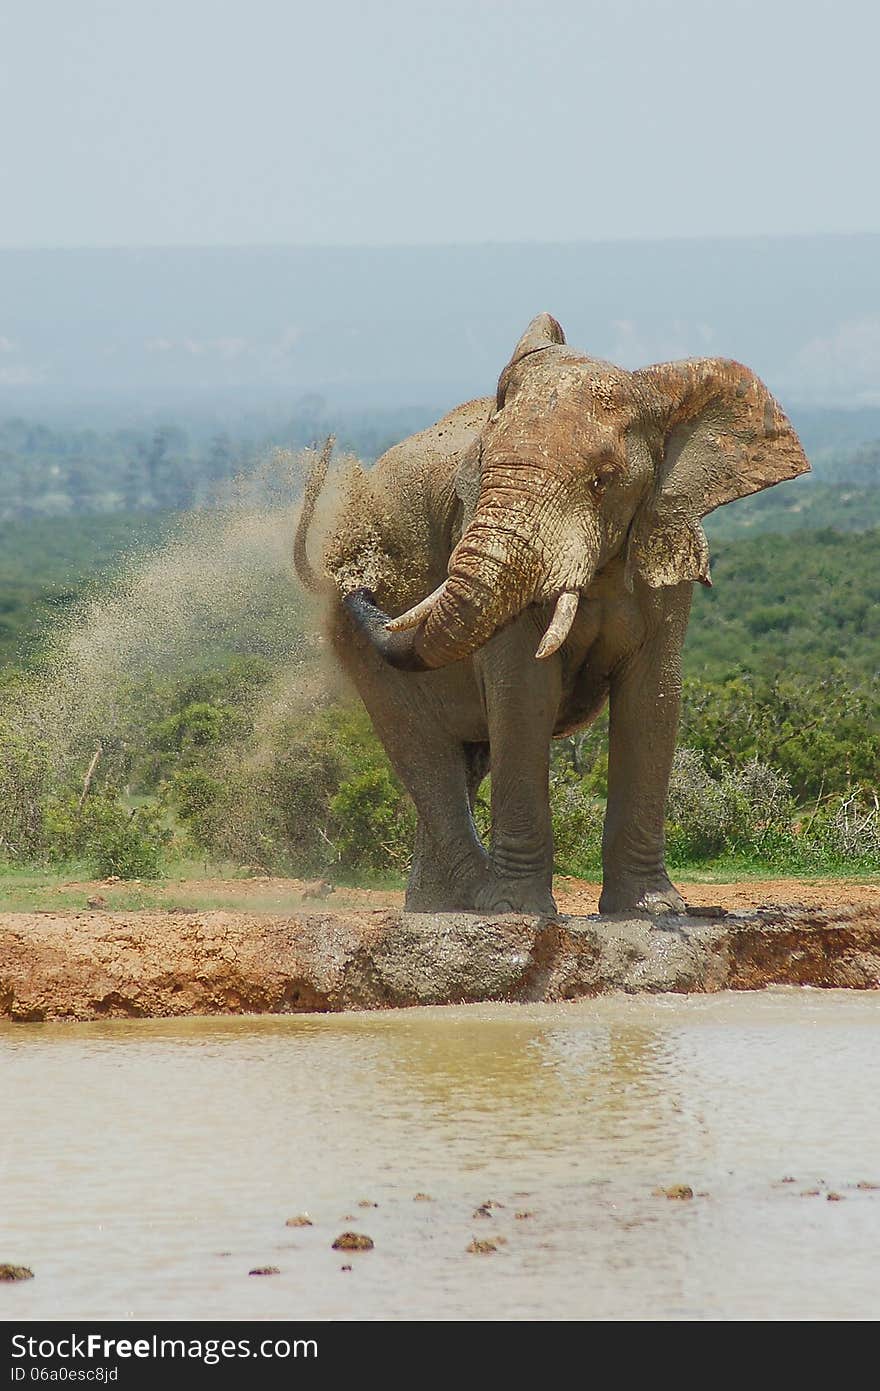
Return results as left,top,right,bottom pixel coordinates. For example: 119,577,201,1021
626,358,810,589
496,312,566,409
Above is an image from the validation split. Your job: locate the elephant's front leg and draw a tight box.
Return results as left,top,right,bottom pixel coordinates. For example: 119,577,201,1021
475,617,562,916
599,583,692,917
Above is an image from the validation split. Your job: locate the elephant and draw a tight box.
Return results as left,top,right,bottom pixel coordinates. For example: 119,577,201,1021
295,314,809,917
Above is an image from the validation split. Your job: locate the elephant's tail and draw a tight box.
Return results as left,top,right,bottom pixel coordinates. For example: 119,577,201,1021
293,435,335,596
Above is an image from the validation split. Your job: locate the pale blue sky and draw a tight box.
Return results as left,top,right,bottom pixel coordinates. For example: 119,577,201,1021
0,0,877,247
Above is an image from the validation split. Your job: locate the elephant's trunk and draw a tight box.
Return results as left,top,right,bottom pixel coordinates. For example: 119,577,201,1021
343,517,538,671
344,463,593,671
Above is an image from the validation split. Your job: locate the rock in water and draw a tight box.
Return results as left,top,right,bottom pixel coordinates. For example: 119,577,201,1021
654,1184,694,1200
332,1232,374,1251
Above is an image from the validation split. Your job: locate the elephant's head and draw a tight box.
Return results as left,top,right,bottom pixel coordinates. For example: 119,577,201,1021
346,313,809,670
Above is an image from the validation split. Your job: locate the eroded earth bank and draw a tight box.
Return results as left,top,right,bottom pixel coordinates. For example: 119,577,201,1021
1,877,878,1021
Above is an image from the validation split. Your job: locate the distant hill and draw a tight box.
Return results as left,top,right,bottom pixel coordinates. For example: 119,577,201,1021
704,479,880,540
2,236,880,419
0,512,174,665
685,528,880,682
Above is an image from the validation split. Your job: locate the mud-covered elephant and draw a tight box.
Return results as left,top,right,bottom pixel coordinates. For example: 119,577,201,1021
295,314,809,916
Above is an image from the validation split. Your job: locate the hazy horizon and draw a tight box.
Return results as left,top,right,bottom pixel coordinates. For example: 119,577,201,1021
3,234,880,417
3,3,880,417
7,229,878,255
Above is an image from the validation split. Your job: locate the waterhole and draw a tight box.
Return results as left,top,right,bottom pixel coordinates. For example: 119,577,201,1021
2,989,879,1320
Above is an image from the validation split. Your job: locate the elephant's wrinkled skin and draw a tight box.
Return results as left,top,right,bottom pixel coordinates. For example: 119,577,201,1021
296,315,809,917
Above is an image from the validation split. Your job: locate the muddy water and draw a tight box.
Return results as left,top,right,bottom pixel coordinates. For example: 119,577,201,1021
2,990,879,1321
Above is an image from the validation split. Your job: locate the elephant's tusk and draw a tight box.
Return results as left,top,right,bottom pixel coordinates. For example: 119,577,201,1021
535,591,579,660
384,580,448,632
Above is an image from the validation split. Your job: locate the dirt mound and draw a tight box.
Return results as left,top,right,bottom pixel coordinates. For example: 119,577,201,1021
0,900,877,1023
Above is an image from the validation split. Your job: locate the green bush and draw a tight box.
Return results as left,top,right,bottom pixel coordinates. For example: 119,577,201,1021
549,772,603,876
552,717,609,795
126,708,880,881
679,674,879,802
42,794,171,878
168,703,414,877
152,701,245,754
666,749,794,864
329,766,415,873
0,714,52,860
168,768,226,825
804,793,880,868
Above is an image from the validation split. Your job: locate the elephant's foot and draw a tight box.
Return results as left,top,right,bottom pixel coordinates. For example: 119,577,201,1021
405,863,557,917
599,873,687,919
472,873,557,918
405,883,484,913
405,879,482,914
405,852,491,914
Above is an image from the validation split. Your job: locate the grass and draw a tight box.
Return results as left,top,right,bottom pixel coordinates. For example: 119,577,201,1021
668,864,880,885
0,859,229,913
0,857,406,912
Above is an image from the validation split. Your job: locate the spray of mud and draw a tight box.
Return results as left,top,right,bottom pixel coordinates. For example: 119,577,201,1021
3,445,353,808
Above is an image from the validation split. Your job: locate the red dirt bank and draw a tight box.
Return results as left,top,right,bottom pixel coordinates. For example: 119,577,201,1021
0,894,877,1023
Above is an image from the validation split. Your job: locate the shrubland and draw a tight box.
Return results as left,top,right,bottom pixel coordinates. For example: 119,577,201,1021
0,493,876,886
